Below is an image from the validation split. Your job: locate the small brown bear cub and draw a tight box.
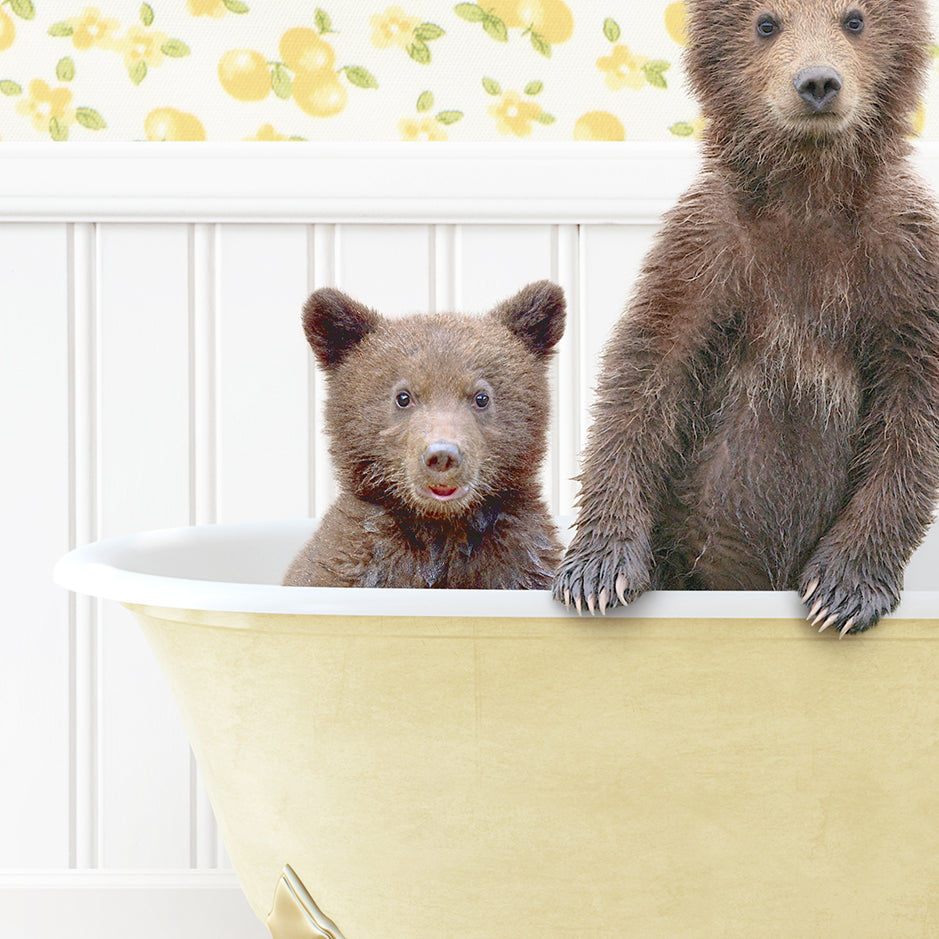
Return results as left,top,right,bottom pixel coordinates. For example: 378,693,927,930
554,0,939,633
284,281,565,589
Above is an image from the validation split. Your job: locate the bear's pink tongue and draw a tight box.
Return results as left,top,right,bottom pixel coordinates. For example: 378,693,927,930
430,484,458,497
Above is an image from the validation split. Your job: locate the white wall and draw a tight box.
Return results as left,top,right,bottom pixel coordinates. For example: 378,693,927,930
1,142,937,937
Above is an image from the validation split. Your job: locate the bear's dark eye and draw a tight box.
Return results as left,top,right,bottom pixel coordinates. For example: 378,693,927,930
474,391,490,409
842,10,864,34
395,390,411,408
755,13,779,38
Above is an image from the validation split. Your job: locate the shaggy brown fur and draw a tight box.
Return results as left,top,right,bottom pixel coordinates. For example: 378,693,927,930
554,0,939,633
284,282,565,588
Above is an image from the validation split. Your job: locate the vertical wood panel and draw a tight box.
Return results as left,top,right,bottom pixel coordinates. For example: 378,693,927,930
0,223,71,868
553,225,580,517
309,225,337,518
96,224,192,869
215,225,310,524
336,225,432,316
578,224,659,440
70,222,100,869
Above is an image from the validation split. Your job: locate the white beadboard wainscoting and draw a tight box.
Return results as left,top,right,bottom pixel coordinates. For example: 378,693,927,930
2,141,939,938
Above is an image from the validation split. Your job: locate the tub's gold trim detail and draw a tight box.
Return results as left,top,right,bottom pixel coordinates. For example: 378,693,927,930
267,865,346,939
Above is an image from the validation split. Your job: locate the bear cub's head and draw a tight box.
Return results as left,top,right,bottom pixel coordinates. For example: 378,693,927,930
685,0,928,152
303,281,565,519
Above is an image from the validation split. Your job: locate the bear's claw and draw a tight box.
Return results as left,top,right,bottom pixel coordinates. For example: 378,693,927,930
798,550,900,636
552,538,651,616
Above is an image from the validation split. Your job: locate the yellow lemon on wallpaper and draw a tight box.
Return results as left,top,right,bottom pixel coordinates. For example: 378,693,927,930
517,0,574,44
488,0,524,28
665,2,689,45
292,70,347,117
218,50,271,102
280,28,336,73
911,101,926,137
574,111,625,141
0,8,15,52
145,108,207,141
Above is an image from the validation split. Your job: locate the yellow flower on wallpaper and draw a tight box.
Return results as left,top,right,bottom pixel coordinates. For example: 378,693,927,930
574,110,624,141
144,107,206,140
16,80,75,134
399,116,447,141
483,77,554,137
50,5,191,86
68,7,119,50
372,7,419,49
598,20,670,91
118,25,169,72
490,91,540,136
371,7,445,64
597,46,647,91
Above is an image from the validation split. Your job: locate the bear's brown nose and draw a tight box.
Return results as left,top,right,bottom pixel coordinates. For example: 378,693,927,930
794,67,842,112
423,440,463,473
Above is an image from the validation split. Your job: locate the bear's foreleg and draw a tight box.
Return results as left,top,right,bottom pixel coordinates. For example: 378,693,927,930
553,308,709,614
800,310,939,634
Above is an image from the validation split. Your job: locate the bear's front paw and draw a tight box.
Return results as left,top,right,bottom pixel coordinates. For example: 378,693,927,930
552,537,651,615
799,552,901,637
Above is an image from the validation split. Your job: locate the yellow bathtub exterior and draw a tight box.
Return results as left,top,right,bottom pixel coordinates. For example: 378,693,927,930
128,603,939,939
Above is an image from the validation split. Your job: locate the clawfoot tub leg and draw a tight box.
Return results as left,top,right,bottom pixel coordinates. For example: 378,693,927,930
267,865,347,939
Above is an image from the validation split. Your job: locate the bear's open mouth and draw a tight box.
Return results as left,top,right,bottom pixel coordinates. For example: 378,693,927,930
425,484,469,502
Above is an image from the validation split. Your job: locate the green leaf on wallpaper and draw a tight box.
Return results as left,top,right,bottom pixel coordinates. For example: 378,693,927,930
49,117,68,141
48,22,75,37
669,122,695,137
536,112,556,125
408,40,431,64
162,39,191,58
415,23,445,42
223,0,250,12
56,58,76,82
530,32,551,57
642,61,670,89
928,45,939,59
76,108,107,130
315,9,335,35
436,110,463,125
0,81,23,96
343,66,378,89
10,0,35,21
482,77,501,96
482,15,508,43
128,60,147,85
524,81,543,96
140,4,155,27
271,65,292,99
603,18,621,43
417,91,434,112
455,4,486,23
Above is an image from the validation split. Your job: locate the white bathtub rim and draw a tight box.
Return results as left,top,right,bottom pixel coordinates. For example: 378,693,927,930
53,519,939,621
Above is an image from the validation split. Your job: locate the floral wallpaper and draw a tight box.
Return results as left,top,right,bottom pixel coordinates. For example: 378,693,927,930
0,0,938,142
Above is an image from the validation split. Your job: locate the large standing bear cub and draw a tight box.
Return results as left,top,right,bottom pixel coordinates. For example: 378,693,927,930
554,0,939,633
285,282,565,589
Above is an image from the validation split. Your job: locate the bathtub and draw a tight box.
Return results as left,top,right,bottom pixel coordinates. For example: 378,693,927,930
54,519,939,938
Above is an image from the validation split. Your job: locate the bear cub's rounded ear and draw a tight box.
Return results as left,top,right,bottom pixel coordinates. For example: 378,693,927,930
490,280,566,357
302,288,381,370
